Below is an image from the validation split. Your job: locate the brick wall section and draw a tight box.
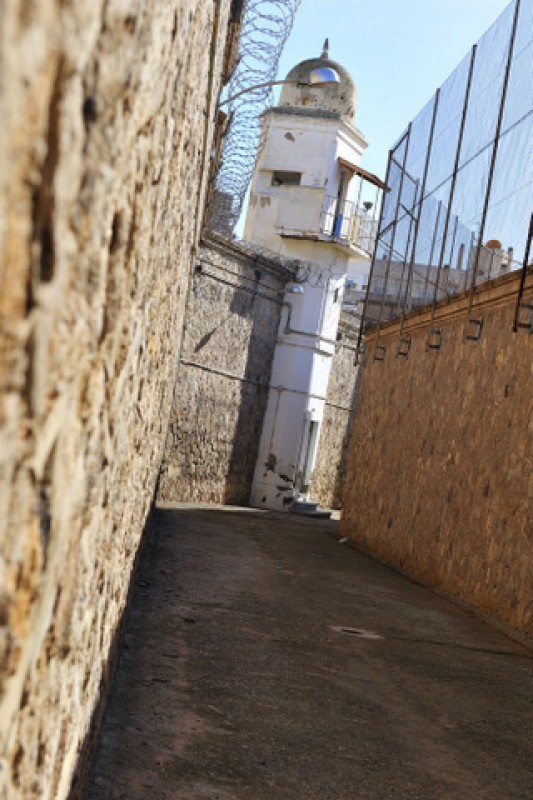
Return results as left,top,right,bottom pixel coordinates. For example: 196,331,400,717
0,3,235,799
158,233,295,505
311,316,360,509
341,270,533,640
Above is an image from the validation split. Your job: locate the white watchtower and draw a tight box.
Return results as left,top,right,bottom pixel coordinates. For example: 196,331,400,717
245,42,384,511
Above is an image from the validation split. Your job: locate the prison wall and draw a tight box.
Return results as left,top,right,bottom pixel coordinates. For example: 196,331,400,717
341,270,533,640
0,3,237,799
311,315,360,509
157,233,294,506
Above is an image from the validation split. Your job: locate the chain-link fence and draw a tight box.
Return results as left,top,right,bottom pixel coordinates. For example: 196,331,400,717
360,0,532,353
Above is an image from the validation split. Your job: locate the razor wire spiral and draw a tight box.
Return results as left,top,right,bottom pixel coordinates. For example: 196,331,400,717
207,0,302,233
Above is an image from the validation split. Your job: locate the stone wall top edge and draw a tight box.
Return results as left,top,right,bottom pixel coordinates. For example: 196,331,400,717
339,313,360,334
363,267,532,342
201,230,298,280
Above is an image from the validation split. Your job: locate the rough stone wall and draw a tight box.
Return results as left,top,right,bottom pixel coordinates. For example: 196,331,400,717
158,233,294,505
341,271,533,640
311,316,360,509
0,3,235,799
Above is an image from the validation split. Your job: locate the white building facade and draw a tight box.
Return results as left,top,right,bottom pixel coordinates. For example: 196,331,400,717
244,42,384,511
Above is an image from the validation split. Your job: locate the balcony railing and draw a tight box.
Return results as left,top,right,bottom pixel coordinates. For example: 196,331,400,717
320,196,378,257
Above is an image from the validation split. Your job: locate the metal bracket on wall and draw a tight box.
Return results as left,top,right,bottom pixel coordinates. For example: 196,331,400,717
396,336,411,358
373,344,386,362
513,213,533,333
515,301,533,331
354,342,365,366
426,328,442,351
465,317,484,341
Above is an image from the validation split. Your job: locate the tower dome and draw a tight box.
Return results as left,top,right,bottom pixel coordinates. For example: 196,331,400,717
278,39,356,120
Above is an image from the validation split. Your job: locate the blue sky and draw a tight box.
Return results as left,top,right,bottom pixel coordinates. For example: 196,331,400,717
235,0,514,236
275,0,513,178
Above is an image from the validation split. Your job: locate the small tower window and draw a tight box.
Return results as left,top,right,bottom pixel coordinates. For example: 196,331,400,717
271,171,301,186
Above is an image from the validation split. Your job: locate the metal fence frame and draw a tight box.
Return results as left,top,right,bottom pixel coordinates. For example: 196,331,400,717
357,0,532,362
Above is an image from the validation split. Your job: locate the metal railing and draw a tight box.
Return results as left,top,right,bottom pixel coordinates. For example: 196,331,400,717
320,197,378,256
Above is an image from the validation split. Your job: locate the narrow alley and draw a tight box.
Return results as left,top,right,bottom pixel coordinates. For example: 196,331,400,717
84,507,532,800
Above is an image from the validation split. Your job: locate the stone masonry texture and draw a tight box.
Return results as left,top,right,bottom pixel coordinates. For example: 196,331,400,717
158,233,294,506
0,2,236,799
341,270,533,640
157,233,361,509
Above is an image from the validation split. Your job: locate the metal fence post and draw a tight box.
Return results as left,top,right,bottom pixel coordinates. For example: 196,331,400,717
396,90,440,355
465,0,522,339
427,44,477,349
354,150,394,364
513,212,533,332
395,182,419,313
372,124,412,361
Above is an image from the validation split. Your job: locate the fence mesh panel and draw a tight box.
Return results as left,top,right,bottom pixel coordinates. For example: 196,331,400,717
362,0,532,341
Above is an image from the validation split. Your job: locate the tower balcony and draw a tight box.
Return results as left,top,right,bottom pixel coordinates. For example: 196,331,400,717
268,187,379,262
319,196,378,258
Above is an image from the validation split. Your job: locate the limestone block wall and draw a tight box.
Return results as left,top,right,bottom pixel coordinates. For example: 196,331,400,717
0,2,236,799
311,316,360,509
341,271,533,640
158,233,294,505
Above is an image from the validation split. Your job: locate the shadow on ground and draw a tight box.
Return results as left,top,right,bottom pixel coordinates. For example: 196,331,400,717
84,506,533,800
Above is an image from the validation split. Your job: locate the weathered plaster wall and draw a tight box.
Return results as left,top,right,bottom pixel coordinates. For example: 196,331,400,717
0,2,235,798
158,233,294,505
311,315,360,509
341,271,533,639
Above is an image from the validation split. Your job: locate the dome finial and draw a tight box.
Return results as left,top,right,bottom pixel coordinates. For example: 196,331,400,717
321,38,329,59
